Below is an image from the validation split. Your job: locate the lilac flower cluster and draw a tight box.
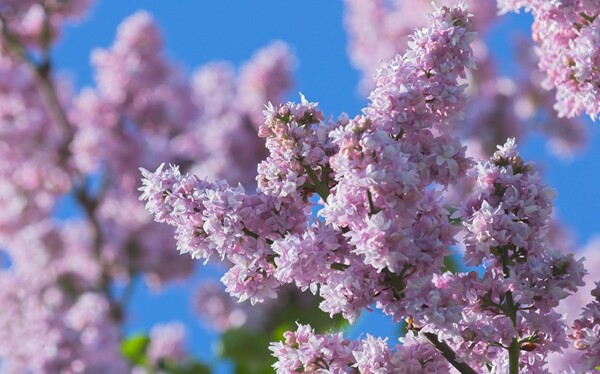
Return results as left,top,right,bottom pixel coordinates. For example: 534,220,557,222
451,139,588,369
0,223,127,373
0,1,297,371
570,283,600,371
142,3,474,319
141,4,597,372
498,0,600,119
344,0,588,159
270,324,448,373
0,0,92,50
140,163,307,303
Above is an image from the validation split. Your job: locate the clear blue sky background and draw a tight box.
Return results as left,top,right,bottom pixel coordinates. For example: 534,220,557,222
52,1,600,371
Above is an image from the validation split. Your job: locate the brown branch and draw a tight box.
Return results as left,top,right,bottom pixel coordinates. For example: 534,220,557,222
33,60,75,143
423,332,478,374
1,15,74,158
74,183,120,316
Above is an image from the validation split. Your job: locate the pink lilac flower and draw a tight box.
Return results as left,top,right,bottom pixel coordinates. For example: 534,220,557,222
453,139,587,369
345,0,588,160
257,95,331,202
270,324,359,373
142,2,476,326
344,0,495,94
175,41,294,187
140,163,308,303
0,0,93,50
498,0,600,119
0,223,127,373
140,3,595,372
270,325,450,373
569,282,600,371
146,322,187,365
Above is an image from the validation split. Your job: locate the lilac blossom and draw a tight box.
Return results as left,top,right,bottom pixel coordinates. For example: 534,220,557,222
270,324,449,373
142,5,476,326
140,3,598,372
0,1,299,371
570,283,600,371
0,223,127,373
498,0,600,120
345,0,589,159
96,1,599,372
452,139,587,370
146,322,187,366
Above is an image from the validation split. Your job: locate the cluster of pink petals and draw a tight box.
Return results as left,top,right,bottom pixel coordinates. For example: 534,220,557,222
174,41,293,187
450,139,588,369
140,163,308,304
344,0,496,93
0,222,127,373
0,0,92,50
140,4,597,372
570,282,600,370
257,95,331,201
345,0,588,159
498,0,600,120
270,324,448,373
142,4,475,322
0,2,297,371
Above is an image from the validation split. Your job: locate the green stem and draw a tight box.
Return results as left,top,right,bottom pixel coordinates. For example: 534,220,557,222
242,227,259,239
366,189,380,216
579,12,597,25
505,290,520,374
500,249,520,374
509,336,520,374
330,262,350,271
302,164,329,201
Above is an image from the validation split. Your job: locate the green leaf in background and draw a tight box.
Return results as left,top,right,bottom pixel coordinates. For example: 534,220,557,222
219,289,350,374
220,328,273,374
158,358,212,374
120,334,150,366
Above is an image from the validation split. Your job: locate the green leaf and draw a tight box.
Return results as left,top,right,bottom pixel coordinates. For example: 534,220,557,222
120,334,150,366
176,362,211,374
160,358,211,374
220,328,273,374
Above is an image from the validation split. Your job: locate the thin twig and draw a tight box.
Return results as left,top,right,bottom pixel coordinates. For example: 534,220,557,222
423,332,478,374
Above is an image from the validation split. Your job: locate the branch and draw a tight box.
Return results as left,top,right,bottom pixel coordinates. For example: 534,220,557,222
0,15,75,159
74,181,123,323
302,164,329,201
423,332,478,374
34,60,75,143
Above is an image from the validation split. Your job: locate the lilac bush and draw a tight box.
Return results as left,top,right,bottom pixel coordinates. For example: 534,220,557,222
498,0,600,119
141,4,600,373
0,0,599,373
0,0,299,372
344,0,588,158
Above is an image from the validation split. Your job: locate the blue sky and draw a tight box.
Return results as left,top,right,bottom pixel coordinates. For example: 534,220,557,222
52,1,600,370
